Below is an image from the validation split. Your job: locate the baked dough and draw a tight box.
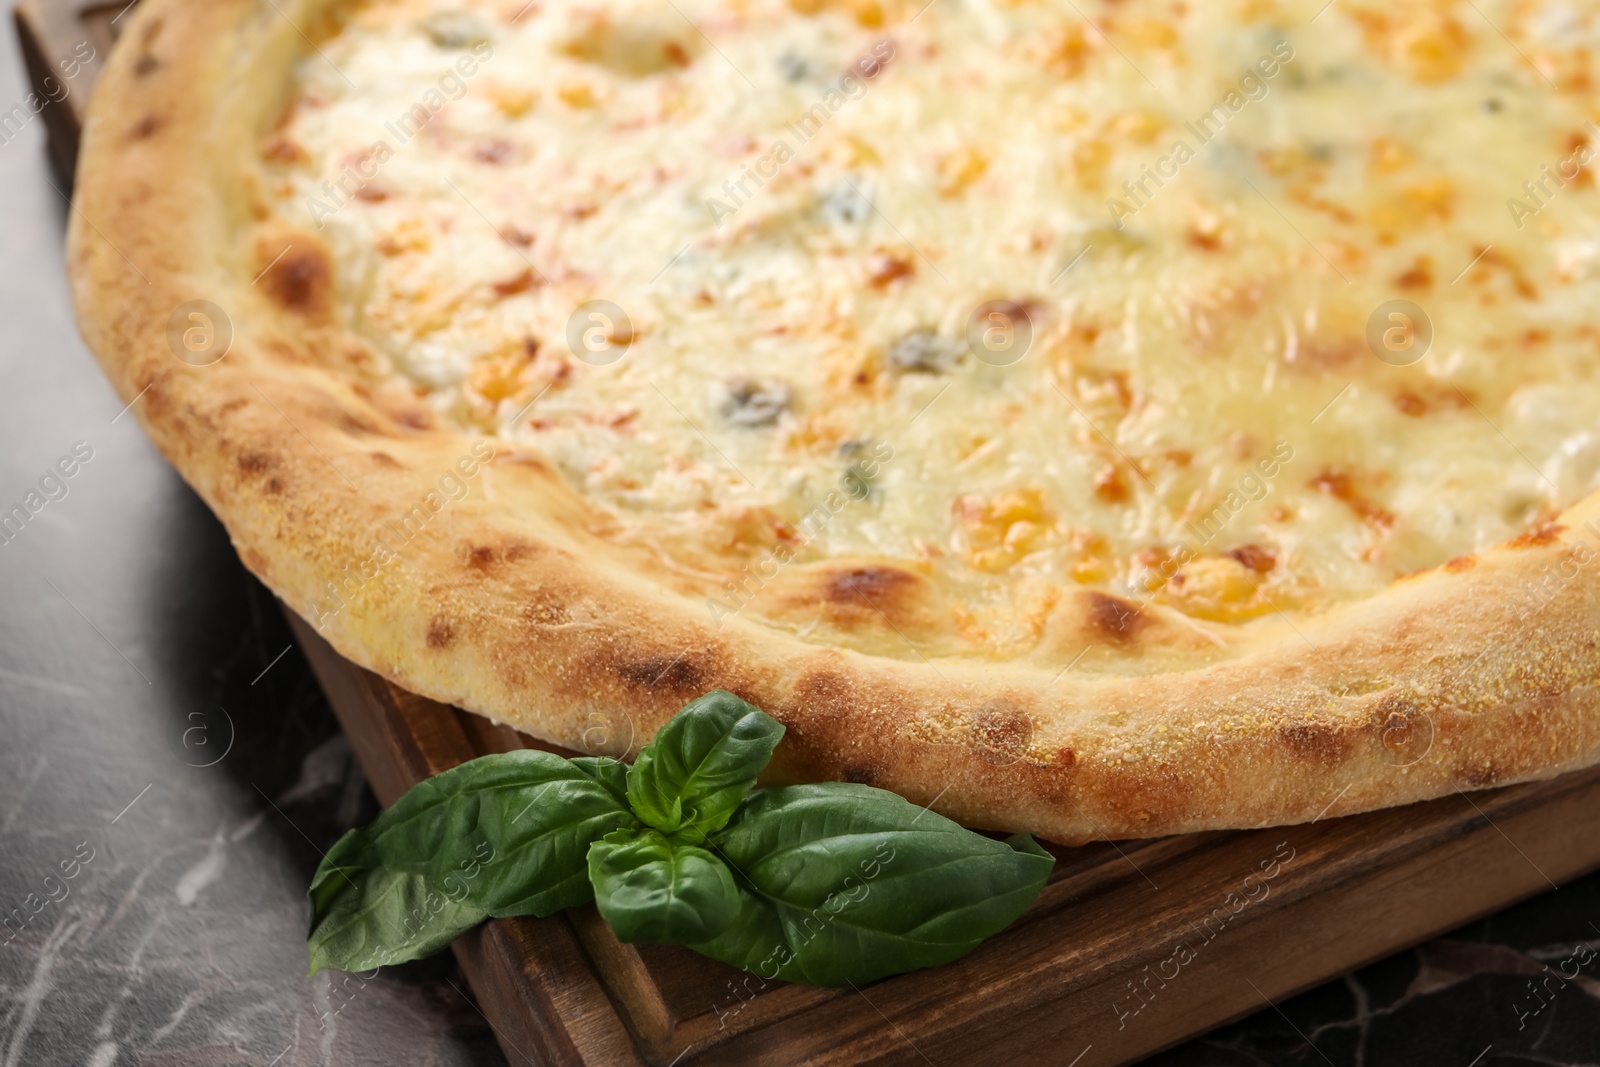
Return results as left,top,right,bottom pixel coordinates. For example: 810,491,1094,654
71,0,1600,841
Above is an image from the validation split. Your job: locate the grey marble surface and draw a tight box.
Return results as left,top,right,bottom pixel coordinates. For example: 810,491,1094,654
5,18,1600,1066
0,25,506,1066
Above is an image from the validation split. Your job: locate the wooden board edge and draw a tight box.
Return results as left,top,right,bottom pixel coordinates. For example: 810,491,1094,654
693,774,1600,1065
454,918,648,1067
12,3,74,188
11,0,114,191
286,600,1600,1066
1065,774,1600,1066
285,607,645,1067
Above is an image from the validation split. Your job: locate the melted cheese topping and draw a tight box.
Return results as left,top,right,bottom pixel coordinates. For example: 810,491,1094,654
266,0,1600,659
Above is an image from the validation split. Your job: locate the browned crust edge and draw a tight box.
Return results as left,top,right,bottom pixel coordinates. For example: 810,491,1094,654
67,0,1600,842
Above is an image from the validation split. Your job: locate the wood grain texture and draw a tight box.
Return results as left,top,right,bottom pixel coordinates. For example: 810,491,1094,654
12,0,117,188
21,4,1600,1062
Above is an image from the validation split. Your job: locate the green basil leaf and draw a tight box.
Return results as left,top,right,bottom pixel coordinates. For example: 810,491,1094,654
308,863,487,975
308,827,379,921
626,690,785,841
1005,830,1053,860
366,750,638,917
689,784,1054,986
571,755,632,807
588,828,741,944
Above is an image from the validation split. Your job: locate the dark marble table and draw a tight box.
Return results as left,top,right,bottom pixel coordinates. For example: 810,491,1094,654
3,22,1598,1067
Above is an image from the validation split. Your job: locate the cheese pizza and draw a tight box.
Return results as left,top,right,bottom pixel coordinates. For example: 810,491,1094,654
70,0,1600,840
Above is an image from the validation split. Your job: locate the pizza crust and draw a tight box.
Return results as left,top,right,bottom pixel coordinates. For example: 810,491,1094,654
69,0,1600,842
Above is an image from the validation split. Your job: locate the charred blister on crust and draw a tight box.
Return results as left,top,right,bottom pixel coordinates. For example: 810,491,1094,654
425,615,455,649
825,564,918,607
466,544,499,570
805,564,952,640
130,115,164,140
614,651,708,694
1276,718,1352,768
236,450,276,476
257,236,333,321
458,538,539,572
1082,591,1147,644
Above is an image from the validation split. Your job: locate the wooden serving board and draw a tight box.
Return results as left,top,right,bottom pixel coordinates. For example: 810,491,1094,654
11,0,117,189
284,611,1600,1067
22,4,1600,1062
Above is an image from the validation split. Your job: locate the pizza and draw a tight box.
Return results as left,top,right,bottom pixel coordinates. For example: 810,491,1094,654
70,0,1600,843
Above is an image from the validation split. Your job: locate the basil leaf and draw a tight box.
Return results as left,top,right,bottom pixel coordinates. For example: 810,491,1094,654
308,826,379,919
308,863,487,975
690,785,1054,986
588,828,741,944
304,691,1058,988
366,750,638,917
625,690,784,841
571,755,632,808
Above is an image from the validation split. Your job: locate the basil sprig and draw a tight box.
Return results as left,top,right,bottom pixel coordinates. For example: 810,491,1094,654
307,690,1055,986
625,691,785,841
